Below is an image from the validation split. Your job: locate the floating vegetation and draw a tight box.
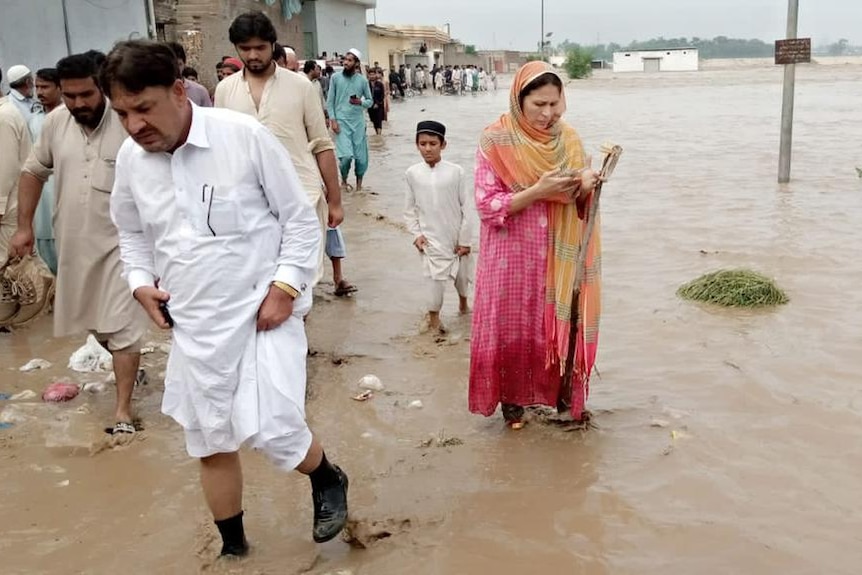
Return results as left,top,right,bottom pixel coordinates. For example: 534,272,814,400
677,269,789,308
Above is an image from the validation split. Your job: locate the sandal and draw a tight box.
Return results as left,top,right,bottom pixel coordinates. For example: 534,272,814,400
105,421,136,435
501,403,526,430
334,281,358,297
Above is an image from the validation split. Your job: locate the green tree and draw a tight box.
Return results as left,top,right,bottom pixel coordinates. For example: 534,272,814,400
829,39,849,56
465,44,477,55
564,47,593,79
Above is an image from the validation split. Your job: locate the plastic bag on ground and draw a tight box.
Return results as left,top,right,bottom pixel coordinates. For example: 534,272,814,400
68,335,112,373
20,358,51,372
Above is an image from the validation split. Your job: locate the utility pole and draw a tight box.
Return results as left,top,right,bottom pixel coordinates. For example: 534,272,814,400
541,0,545,60
778,0,799,183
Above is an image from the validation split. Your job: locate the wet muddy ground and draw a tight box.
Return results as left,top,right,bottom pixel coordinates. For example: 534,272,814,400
2,57,862,574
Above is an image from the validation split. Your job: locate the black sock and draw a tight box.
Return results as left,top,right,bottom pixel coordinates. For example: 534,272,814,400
309,452,340,491
214,511,248,556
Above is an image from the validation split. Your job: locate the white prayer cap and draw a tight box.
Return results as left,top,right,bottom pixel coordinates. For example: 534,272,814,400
7,65,31,85
347,48,362,61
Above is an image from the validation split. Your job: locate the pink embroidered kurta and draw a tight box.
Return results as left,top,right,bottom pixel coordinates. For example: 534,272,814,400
469,151,569,415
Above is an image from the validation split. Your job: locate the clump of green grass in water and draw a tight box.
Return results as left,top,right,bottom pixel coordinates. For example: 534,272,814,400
677,269,789,308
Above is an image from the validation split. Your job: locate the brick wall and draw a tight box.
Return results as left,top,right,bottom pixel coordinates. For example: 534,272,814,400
156,0,304,90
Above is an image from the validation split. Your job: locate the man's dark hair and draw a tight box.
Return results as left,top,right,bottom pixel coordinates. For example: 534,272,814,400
85,49,107,69
100,40,180,98
57,52,104,86
182,66,198,80
36,68,60,85
167,41,186,63
229,11,277,45
273,43,287,62
324,65,334,76
215,61,224,70
303,59,316,74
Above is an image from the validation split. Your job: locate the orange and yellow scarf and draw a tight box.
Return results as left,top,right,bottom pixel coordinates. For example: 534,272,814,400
478,62,601,387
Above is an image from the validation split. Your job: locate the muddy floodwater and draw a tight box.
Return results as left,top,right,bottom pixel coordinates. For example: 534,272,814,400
2,58,862,575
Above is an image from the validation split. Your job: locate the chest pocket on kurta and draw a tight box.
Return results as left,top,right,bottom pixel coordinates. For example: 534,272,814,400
200,185,244,237
91,158,116,193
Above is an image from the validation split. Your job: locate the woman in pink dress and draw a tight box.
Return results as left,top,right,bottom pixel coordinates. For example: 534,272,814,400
469,62,602,429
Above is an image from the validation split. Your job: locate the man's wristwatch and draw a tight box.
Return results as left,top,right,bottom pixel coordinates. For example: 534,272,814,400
272,281,300,299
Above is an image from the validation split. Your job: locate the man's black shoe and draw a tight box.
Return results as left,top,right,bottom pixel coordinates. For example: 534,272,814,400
312,465,349,543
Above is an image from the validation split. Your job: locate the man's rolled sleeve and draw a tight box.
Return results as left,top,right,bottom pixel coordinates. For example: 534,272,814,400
22,113,55,182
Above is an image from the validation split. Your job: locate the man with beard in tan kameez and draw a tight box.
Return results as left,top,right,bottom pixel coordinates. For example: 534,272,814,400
8,52,147,437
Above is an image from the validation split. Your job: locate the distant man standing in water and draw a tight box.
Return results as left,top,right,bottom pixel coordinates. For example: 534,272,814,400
104,39,350,556
327,49,372,192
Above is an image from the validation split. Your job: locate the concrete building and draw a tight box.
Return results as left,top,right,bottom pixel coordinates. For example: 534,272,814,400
1,0,152,83
153,0,304,89
613,48,699,72
478,50,530,74
367,24,451,71
302,0,376,61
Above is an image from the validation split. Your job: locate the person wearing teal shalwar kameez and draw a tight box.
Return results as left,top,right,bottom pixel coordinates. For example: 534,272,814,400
326,49,372,191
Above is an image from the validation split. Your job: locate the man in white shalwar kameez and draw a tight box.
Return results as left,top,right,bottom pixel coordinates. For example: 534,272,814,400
102,41,349,558
404,121,472,333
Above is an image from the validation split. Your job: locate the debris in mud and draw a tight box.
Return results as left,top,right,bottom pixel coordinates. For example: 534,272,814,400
650,418,670,428
41,380,80,402
723,360,742,371
0,393,10,400
82,381,110,394
19,358,51,372
352,390,374,402
342,517,412,549
139,346,156,355
0,422,13,430
418,429,465,449
68,335,113,372
358,374,385,391
408,400,424,409
10,389,36,401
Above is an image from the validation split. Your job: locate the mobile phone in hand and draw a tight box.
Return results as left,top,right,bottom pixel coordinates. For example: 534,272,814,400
159,301,175,328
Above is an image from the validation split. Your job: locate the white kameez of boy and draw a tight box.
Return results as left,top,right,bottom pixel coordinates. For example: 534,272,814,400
404,121,471,331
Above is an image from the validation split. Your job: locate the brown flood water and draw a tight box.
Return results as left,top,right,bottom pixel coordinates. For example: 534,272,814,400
2,58,862,574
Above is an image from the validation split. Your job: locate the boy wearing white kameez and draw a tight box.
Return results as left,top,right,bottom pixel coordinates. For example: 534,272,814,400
404,121,471,332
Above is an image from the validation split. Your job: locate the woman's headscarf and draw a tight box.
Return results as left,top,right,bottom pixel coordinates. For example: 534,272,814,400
479,61,602,416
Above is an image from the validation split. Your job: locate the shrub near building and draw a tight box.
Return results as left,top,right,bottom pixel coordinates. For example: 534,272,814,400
564,47,593,79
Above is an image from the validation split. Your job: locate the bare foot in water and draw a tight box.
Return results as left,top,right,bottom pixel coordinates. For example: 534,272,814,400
459,295,470,315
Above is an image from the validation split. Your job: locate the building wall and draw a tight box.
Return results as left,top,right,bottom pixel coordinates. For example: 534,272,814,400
613,49,699,72
367,34,408,71
1,0,150,86
443,44,482,68
478,50,527,74
156,0,304,90
304,0,370,60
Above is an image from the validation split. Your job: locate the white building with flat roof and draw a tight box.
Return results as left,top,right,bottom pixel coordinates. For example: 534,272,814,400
613,48,699,72
302,0,376,59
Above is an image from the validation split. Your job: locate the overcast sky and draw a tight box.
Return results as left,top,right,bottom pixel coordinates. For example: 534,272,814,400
370,0,860,51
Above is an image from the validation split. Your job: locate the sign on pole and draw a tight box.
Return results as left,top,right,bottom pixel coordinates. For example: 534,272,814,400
775,38,811,65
